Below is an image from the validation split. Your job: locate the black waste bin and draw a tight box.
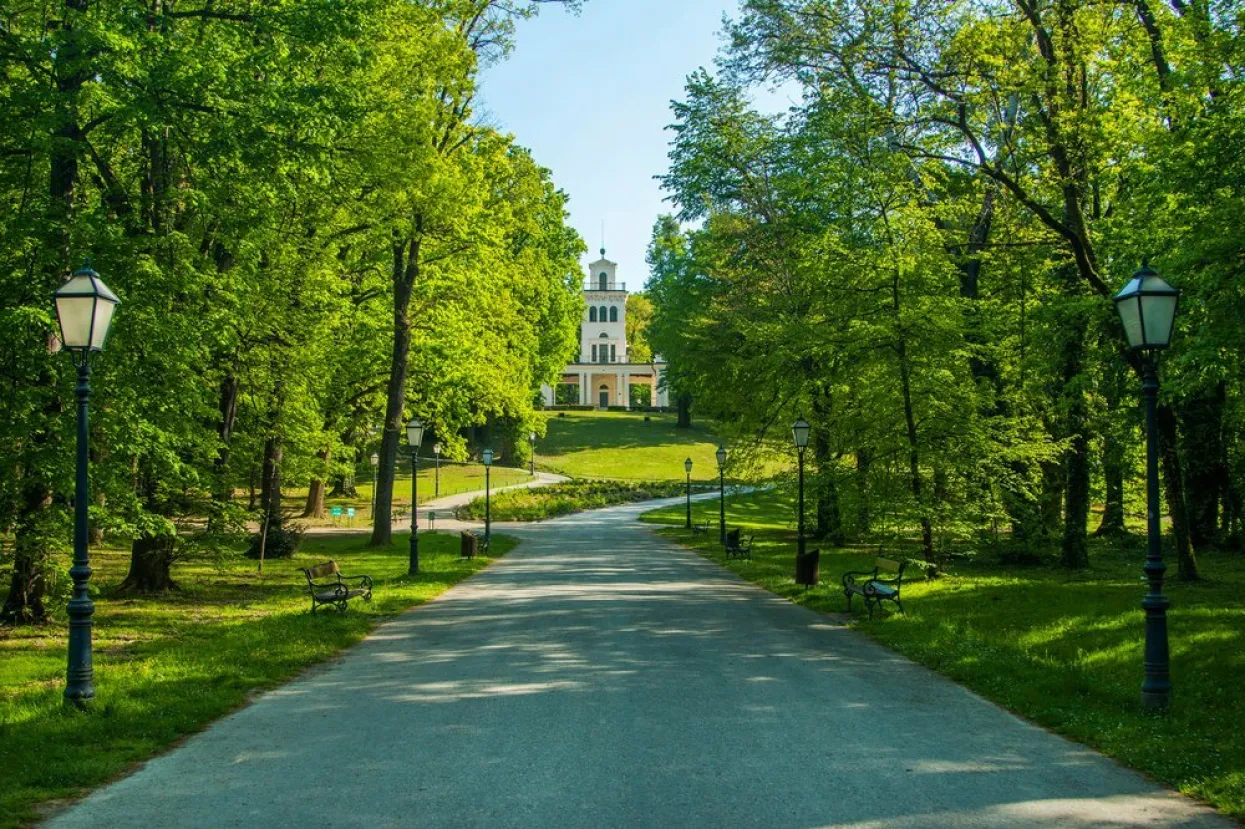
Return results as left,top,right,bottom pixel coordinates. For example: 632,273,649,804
795,548,820,586
460,530,478,559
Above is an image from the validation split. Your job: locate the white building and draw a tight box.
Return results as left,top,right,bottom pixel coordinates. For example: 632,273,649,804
540,251,668,409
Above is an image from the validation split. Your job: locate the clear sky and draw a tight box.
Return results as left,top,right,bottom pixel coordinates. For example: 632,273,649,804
478,0,788,290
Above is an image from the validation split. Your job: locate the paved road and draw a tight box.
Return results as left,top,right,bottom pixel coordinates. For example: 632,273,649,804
49,498,1230,828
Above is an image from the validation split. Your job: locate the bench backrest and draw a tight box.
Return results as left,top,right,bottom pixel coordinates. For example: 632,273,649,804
876,558,906,578
303,560,339,581
726,528,740,546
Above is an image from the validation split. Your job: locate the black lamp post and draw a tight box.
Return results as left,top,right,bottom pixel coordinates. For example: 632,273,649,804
529,430,536,476
54,261,120,707
684,457,693,529
1114,261,1180,711
792,419,811,558
369,452,379,518
406,417,424,575
716,445,727,544
482,448,493,545
433,442,441,498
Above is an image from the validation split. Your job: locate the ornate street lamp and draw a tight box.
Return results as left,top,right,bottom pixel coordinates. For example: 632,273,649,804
482,448,494,545
1114,261,1180,711
716,445,727,544
406,418,424,575
54,261,120,707
792,419,811,554
529,430,537,476
369,452,379,518
684,457,693,529
433,442,441,498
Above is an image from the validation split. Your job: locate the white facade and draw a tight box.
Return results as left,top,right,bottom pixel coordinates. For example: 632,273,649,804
540,251,668,409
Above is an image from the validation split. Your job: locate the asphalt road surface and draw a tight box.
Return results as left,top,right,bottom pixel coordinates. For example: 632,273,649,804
48,497,1231,828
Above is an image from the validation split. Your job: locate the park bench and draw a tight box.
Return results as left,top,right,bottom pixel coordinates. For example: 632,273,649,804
841,557,907,618
300,560,373,613
724,528,753,560
691,519,710,536
460,530,490,558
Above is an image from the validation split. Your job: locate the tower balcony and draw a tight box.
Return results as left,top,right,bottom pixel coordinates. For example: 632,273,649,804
584,279,626,292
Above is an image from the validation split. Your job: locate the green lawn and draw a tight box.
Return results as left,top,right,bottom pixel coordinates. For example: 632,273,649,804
535,410,730,481
643,490,1245,820
282,463,532,528
0,531,514,828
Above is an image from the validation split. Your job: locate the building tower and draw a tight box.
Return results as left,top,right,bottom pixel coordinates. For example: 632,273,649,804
539,249,667,409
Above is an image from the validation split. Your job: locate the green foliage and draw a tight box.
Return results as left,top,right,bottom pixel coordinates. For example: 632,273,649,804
650,0,1245,569
0,0,583,617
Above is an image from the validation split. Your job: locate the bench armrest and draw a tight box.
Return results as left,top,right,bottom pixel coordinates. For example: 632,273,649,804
841,568,878,589
338,574,373,590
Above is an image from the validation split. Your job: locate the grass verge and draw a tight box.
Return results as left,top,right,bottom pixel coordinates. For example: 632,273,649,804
643,490,1245,820
536,410,726,481
456,479,706,522
0,531,514,828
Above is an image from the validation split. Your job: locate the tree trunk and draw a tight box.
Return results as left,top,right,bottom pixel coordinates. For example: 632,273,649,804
372,237,419,547
212,374,239,502
246,436,285,558
1158,403,1199,580
120,533,177,592
1180,381,1226,549
676,393,692,428
897,344,934,568
1059,272,1091,569
1,486,53,623
329,470,358,499
854,448,872,537
1039,459,1064,540
302,448,330,518
1095,433,1128,537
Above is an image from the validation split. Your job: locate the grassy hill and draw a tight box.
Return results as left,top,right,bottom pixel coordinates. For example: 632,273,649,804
535,410,725,482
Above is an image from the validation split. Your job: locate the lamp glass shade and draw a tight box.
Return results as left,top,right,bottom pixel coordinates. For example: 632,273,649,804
406,418,424,448
684,457,693,475
433,443,441,455
529,431,536,443
1113,265,1179,350
369,453,379,466
54,266,120,351
482,448,493,467
716,446,727,469
792,418,811,449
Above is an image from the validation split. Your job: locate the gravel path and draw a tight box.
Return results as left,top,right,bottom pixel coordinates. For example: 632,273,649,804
47,496,1230,828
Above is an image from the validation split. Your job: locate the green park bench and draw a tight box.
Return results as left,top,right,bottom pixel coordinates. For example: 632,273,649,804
299,560,373,613
841,557,907,618
724,528,753,560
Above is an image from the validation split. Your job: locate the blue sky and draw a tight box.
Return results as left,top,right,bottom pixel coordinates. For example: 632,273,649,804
478,0,792,290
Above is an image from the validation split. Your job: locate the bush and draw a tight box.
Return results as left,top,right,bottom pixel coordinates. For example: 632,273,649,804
244,522,304,559
455,479,685,522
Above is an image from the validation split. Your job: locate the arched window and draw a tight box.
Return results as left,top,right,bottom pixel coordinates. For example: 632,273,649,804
599,305,607,320
599,273,608,291
589,306,597,322
609,306,618,323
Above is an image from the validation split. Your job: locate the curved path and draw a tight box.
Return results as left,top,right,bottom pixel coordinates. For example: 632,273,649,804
49,497,1229,828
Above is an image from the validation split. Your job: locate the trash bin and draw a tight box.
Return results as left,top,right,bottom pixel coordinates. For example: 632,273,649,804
460,530,478,559
795,548,820,586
